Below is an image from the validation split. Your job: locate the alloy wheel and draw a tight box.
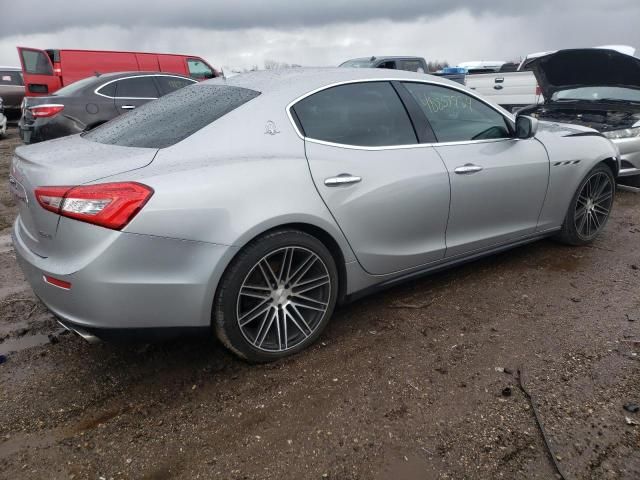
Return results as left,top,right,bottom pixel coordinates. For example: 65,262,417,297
574,171,613,240
236,246,331,353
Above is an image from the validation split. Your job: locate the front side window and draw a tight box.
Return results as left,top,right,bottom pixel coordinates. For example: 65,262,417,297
114,77,159,98
403,82,511,142
155,76,196,96
187,59,214,80
293,82,417,147
83,85,260,149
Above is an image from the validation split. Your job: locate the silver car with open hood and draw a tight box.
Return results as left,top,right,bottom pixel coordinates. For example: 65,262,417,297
520,48,640,186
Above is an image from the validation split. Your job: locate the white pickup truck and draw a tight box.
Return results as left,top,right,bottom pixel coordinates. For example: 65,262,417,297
464,66,541,113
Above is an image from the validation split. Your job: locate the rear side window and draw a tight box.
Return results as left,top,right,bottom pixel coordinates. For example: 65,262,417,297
187,59,214,80
155,76,196,96
293,82,417,147
402,82,511,142
398,60,425,73
84,85,260,148
53,76,98,96
0,71,23,86
114,77,159,98
20,49,53,75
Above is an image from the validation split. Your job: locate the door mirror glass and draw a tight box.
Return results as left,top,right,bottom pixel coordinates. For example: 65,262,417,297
516,115,538,139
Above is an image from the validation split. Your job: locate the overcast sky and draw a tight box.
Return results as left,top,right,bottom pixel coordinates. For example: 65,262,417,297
1,1,639,71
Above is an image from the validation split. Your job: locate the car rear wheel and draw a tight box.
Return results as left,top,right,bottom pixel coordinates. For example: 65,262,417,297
214,229,338,363
556,164,615,245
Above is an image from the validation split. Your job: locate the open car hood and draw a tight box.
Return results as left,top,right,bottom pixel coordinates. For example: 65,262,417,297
528,48,640,100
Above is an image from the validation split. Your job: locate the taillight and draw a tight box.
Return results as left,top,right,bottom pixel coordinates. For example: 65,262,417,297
35,182,153,230
30,104,64,118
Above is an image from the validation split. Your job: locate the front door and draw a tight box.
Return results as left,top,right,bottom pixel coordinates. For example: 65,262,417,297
17,47,62,96
292,81,451,275
401,81,549,257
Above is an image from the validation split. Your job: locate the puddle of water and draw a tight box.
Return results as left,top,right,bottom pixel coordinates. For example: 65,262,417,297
0,333,50,355
0,233,13,254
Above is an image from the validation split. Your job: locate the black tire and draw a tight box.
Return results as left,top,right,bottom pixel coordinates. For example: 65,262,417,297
214,229,338,363
555,164,615,246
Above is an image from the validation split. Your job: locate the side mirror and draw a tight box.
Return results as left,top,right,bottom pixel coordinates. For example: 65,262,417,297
515,115,539,139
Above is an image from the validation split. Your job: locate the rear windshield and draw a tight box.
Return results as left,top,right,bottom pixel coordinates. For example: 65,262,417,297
83,84,260,148
53,76,98,96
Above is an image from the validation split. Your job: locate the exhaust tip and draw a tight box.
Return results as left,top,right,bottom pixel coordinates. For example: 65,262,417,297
56,320,101,344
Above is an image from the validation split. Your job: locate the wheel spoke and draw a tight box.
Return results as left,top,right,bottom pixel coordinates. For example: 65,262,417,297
592,211,602,230
278,248,294,284
577,209,588,235
595,191,612,204
287,254,316,285
575,205,587,221
240,286,271,300
289,303,313,334
256,308,277,348
293,275,330,295
258,259,279,287
283,306,309,338
238,299,271,326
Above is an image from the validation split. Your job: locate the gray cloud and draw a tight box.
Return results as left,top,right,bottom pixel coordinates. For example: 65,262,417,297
3,0,639,37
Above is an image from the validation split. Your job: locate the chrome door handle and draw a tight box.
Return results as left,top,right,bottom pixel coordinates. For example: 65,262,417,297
120,105,136,110
324,174,362,186
454,164,484,175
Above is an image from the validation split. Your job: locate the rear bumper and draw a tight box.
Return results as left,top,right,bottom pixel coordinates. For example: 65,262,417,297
18,115,83,144
13,217,237,335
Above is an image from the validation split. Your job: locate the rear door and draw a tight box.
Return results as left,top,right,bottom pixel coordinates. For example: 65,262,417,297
112,76,160,113
17,47,61,96
154,75,196,96
293,81,451,275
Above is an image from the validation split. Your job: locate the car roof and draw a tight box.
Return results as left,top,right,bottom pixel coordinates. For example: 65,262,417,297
204,67,458,104
91,71,192,80
0,66,21,71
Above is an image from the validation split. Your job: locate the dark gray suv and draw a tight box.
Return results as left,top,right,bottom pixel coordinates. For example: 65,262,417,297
19,72,196,144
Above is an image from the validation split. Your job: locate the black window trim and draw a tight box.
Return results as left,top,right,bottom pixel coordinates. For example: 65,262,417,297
94,74,196,100
287,78,517,150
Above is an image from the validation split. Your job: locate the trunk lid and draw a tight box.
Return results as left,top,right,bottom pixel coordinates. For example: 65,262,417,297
10,135,157,257
528,48,640,100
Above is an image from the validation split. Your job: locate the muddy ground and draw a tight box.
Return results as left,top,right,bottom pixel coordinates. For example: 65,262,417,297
0,126,639,479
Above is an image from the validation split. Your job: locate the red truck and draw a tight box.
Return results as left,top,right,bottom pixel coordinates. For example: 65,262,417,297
17,47,220,96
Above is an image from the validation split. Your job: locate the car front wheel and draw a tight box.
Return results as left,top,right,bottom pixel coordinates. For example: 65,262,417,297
214,229,338,363
556,164,615,245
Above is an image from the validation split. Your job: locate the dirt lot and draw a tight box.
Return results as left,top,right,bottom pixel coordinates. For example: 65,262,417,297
0,126,639,479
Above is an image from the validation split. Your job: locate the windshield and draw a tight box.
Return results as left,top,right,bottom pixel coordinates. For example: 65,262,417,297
553,86,640,103
53,76,98,96
340,59,374,68
83,84,260,148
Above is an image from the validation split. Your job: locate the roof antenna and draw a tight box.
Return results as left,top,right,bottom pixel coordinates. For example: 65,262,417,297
95,71,101,77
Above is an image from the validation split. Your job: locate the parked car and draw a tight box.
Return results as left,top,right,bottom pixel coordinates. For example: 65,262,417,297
17,47,219,97
0,98,7,137
18,72,196,144
0,66,25,122
340,56,427,73
11,68,619,362
520,48,640,187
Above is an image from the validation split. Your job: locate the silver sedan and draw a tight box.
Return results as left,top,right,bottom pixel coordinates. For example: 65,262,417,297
10,68,620,362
